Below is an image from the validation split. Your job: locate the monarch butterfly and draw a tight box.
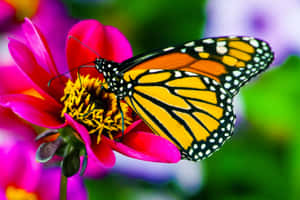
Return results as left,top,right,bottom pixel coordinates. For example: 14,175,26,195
92,36,274,161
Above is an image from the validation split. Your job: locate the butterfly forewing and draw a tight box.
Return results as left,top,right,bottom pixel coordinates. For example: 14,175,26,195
121,36,274,97
123,69,236,160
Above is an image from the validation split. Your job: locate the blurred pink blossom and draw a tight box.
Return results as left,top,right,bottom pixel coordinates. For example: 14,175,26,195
0,108,87,200
0,0,77,68
205,0,300,65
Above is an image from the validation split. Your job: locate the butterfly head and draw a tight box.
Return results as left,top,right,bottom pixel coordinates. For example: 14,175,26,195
94,58,120,78
94,58,126,98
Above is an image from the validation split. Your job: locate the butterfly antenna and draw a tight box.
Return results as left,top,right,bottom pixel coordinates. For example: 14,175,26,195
68,35,101,58
47,63,95,88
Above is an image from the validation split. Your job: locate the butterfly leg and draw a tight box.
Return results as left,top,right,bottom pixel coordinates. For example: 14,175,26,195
117,99,125,137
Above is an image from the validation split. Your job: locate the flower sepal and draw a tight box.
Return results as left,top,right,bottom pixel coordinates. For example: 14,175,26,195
36,137,63,163
36,126,87,177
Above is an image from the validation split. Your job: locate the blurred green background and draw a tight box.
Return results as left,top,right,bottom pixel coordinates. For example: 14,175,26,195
2,0,300,199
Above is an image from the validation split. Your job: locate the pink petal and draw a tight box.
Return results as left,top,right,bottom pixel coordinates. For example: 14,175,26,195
81,157,109,178
0,65,32,95
64,114,91,146
66,19,133,80
30,1,77,75
104,25,133,62
91,136,116,168
65,114,116,168
22,18,59,77
106,132,181,163
8,38,66,101
0,94,64,128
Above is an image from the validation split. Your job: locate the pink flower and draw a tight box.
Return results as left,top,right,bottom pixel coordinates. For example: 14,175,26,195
0,18,180,176
205,0,300,65
0,140,87,200
0,106,87,200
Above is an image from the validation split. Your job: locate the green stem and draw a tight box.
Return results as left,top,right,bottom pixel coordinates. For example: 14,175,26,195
60,172,68,200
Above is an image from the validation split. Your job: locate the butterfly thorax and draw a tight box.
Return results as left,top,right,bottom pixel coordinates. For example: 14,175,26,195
94,58,128,99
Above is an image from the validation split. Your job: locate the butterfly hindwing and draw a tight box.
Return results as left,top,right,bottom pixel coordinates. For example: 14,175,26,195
121,36,274,96
123,69,236,160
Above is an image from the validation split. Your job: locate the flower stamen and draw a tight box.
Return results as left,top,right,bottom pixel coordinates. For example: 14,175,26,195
61,75,132,143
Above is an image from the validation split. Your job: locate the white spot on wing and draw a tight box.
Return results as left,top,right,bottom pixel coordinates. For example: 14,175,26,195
149,69,163,73
174,71,182,77
203,77,210,84
257,49,263,54
233,71,241,77
210,86,216,91
185,72,196,76
205,149,211,155
225,76,232,81
250,39,259,47
184,41,195,47
203,38,214,44
217,41,226,46
216,46,228,54
194,46,204,52
127,83,133,88
254,57,260,62
163,47,175,52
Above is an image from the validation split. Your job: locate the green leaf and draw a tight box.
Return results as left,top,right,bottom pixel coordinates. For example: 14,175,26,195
62,0,207,54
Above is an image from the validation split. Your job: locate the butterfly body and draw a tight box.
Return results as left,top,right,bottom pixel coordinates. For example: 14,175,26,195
93,36,274,160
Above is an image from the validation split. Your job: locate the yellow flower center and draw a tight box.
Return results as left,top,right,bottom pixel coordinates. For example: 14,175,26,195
61,75,132,143
6,186,38,200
